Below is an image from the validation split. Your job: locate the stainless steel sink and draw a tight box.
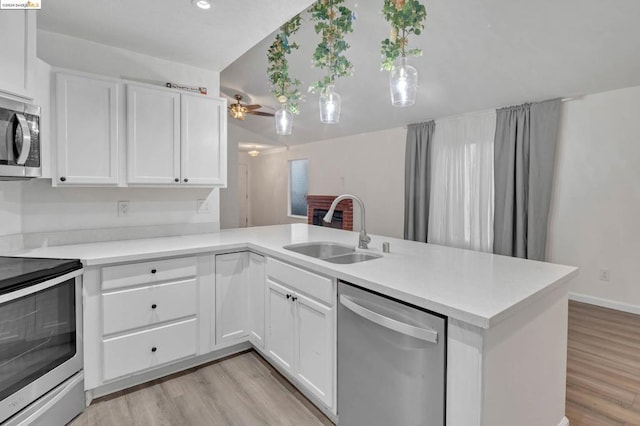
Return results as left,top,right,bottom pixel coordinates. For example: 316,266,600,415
283,242,355,259
324,252,383,264
283,242,382,264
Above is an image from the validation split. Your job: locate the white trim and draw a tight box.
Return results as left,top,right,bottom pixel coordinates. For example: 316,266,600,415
569,292,640,315
559,415,570,426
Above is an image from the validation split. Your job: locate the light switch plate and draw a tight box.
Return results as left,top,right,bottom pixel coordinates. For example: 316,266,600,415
118,201,130,217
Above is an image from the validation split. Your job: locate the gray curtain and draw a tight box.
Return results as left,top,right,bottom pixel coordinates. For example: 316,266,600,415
493,99,561,260
404,121,435,242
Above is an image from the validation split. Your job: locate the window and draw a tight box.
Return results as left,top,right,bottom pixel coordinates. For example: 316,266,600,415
289,159,308,217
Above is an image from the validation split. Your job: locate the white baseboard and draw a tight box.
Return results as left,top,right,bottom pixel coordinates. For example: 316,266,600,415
559,415,569,426
569,292,640,315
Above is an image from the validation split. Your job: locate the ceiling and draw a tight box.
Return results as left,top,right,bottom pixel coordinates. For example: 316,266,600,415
37,0,313,71
221,0,640,145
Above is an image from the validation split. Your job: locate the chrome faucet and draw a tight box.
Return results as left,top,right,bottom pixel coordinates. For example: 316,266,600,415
323,194,371,250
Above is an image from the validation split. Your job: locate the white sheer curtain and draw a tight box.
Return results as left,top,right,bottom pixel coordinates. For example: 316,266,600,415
428,110,496,252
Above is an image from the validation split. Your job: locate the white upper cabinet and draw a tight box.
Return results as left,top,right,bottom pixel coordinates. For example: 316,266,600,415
55,73,121,186
126,84,227,187
127,85,181,184
0,11,36,100
181,94,227,186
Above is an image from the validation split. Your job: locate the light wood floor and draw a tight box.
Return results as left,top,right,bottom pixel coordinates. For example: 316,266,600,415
70,350,333,426
71,301,640,425
567,301,640,425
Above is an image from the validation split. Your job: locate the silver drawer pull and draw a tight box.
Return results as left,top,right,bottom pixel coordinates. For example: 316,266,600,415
340,295,438,344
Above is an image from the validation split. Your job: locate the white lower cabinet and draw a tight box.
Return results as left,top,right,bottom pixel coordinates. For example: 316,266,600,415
83,250,334,415
103,318,197,381
83,254,212,390
265,259,336,410
215,252,249,344
266,279,296,372
295,292,333,405
248,253,266,348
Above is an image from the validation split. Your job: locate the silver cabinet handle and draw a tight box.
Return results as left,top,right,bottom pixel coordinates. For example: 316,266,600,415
340,294,438,344
14,113,31,165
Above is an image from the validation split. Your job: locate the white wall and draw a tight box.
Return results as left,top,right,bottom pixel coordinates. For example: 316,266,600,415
0,182,23,236
37,30,220,92
1,31,223,240
547,85,640,310
248,127,406,238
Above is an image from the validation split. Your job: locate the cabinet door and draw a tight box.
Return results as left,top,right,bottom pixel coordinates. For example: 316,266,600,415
127,85,180,184
266,279,295,374
215,252,249,344
180,95,227,186
0,11,35,99
55,73,120,185
295,293,334,408
248,253,266,348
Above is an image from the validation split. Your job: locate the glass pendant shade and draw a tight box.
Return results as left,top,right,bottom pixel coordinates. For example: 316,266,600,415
389,57,418,107
319,84,342,124
275,106,293,136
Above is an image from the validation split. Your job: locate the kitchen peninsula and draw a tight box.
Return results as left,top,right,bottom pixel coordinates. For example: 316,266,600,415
14,224,577,426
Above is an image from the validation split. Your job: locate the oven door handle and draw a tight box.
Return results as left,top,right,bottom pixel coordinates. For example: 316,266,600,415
14,113,32,165
339,294,438,344
0,269,83,304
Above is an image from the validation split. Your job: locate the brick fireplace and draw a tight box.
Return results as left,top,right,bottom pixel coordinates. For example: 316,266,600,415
306,195,353,231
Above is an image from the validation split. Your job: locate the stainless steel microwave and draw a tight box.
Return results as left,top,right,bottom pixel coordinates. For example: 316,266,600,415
0,97,41,180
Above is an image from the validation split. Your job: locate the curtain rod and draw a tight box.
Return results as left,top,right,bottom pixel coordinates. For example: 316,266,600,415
403,96,584,128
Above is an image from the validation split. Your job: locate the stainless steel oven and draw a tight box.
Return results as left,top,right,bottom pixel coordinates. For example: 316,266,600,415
0,257,84,426
0,96,41,180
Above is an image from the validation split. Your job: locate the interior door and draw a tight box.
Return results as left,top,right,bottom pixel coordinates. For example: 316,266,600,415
266,279,295,374
238,163,249,227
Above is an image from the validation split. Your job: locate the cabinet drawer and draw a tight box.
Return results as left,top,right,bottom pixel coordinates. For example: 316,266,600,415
266,258,334,306
102,256,197,290
103,318,197,381
103,278,198,335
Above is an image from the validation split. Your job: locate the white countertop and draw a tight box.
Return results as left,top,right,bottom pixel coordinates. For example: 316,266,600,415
10,224,577,329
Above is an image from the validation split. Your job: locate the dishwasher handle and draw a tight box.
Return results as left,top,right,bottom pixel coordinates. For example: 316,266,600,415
340,294,438,344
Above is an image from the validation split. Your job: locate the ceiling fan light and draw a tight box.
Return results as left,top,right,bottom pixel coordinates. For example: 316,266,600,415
319,84,341,124
192,0,212,10
275,106,293,136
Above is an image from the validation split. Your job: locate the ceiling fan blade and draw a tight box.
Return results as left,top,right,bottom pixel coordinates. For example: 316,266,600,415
244,104,262,111
247,111,275,117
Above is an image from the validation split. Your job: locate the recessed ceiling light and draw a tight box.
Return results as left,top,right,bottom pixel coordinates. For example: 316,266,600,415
192,0,212,10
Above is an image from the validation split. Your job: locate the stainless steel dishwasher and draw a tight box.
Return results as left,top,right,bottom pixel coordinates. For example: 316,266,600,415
338,281,446,426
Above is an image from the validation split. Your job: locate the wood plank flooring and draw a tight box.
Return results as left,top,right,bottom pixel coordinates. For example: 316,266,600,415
70,350,333,426
567,301,640,425
72,301,640,425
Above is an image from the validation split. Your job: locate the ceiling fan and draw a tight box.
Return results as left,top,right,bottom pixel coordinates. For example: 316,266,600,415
228,94,274,121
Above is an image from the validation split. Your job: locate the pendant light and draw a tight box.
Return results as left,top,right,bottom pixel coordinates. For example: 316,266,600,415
275,104,293,136
319,84,342,124
389,57,418,107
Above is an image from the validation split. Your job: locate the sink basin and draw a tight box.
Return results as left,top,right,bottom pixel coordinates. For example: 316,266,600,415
323,252,383,264
283,242,355,259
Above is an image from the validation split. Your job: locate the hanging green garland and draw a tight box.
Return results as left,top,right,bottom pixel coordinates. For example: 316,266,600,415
267,15,303,114
308,0,355,93
380,0,427,71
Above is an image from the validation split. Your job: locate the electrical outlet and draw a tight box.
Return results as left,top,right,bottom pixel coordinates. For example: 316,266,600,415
118,201,130,217
599,269,611,282
197,199,210,214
